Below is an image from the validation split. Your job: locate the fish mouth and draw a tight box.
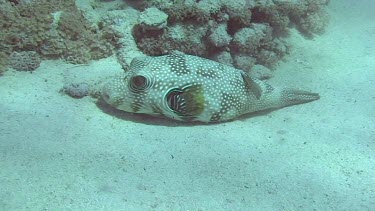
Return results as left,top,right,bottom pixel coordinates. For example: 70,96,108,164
101,83,112,104
102,93,123,109
102,92,110,103
102,83,121,108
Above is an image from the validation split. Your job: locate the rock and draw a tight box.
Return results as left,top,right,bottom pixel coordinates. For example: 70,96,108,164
208,23,232,47
233,54,256,72
249,64,273,80
9,51,41,71
62,82,90,98
212,51,233,67
231,23,272,54
139,7,168,30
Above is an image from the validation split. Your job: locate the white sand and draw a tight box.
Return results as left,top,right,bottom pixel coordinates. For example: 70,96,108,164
1,0,374,210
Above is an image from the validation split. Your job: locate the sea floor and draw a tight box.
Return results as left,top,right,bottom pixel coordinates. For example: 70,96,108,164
0,0,374,210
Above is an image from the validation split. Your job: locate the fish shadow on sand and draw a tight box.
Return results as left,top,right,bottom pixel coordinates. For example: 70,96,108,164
96,97,275,127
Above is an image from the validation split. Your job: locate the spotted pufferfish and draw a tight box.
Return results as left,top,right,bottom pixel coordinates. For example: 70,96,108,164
102,51,319,122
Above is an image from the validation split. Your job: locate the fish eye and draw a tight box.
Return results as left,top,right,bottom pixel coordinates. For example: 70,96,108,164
129,75,149,91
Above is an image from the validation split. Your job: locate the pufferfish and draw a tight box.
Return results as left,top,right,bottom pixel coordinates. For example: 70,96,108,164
102,51,319,122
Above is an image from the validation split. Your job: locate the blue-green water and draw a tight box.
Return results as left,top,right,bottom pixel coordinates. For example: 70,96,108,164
0,0,374,210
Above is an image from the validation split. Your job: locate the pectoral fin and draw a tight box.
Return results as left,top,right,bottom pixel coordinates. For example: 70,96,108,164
241,71,262,100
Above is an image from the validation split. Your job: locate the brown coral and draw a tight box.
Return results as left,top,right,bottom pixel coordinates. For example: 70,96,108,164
9,51,41,71
0,0,115,68
297,8,330,36
0,52,9,74
129,0,329,69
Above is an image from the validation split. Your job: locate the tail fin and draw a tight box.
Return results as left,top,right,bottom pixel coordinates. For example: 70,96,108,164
280,89,320,107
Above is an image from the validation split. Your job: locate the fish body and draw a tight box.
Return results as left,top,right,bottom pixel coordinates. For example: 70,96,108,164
102,51,319,122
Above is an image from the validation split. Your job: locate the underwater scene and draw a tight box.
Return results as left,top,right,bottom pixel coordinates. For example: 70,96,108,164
0,0,374,210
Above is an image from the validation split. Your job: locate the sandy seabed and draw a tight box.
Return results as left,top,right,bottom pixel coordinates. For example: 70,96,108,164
0,0,374,210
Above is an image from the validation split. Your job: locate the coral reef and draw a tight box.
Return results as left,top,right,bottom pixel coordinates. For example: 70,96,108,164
133,22,209,56
99,8,144,69
233,54,257,73
0,0,116,70
296,7,330,36
0,53,9,74
127,0,330,69
249,64,274,80
212,51,233,67
208,23,232,48
8,51,41,71
231,23,273,54
139,7,168,30
0,0,330,73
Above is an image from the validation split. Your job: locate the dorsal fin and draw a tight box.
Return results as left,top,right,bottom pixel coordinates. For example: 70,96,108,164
241,71,262,100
